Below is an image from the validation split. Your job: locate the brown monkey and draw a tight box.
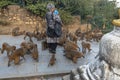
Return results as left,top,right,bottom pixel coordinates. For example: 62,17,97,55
75,27,81,36
84,32,93,42
48,54,56,66
64,50,84,63
95,30,103,42
92,28,103,42
20,41,35,54
8,47,27,67
69,33,78,44
81,41,91,54
17,30,25,36
64,40,80,51
20,41,34,50
75,28,86,40
12,27,20,36
1,42,16,56
58,34,67,46
31,44,39,62
24,32,34,42
33,26,42,41
72,56,78,63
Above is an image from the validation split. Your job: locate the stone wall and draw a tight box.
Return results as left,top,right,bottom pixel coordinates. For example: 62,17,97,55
0,5,45,34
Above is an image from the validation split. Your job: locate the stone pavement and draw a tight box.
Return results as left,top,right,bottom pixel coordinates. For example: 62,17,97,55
0,35,99,79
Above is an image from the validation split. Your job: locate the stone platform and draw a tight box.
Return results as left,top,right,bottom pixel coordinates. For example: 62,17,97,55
0,35,99,79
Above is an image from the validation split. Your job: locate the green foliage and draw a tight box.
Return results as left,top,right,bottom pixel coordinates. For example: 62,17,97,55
59,10,73,25
92,16,105,28
26,3,47,18
0,0,14,9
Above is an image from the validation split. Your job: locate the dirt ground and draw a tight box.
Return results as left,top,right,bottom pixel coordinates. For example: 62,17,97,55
0,5,92,35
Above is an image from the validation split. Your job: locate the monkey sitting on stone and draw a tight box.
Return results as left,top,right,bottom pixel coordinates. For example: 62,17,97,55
12,27,25,36
8,47,28,67
11,27,20,36
31,44,39,62
1,42,16,56
81,41,91,54
17,30,25,36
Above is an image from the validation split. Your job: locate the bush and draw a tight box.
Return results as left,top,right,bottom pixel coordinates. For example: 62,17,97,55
0,1,14,9
59,10,73,25
26,3,47,18
26,3,73,25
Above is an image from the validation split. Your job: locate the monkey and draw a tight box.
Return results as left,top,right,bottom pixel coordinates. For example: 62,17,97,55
11,27,20,36
72,56,78,63
20,41,34,50
69,33,78,44
64,40,80,51
58,28,70,46
1,42,16,56
84,31,93,42
20,41,34,54
48,54,56,67
73,51,84,58
31,44,39,62
58,33,68,46
24,32,34,42
33,26,42,41
8,47,27,67
64,50,84,63
75,28,86,40
81,41,91,54
92,28,103,42
95,30,103,41
75,27,81,36
17,30,25,36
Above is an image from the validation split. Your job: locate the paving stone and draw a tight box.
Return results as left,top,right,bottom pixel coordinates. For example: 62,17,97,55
0,35,99,79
